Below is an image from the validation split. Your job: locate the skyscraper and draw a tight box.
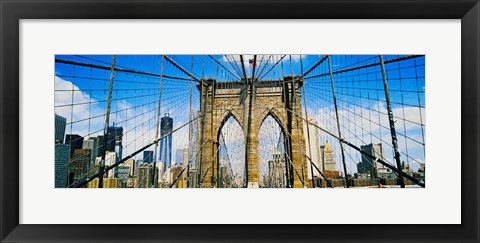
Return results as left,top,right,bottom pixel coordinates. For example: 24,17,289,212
360,143,388,177
156,161,165,184
97,135,115,157
135,159,144,174
268,150,286,188
95,126,123,159
303,119,322,179
105,151,117,178
82,138,98,163
219,165,230,188
159,113,173,170
357,161,369,174
55,114,66,144
108,126,123,144
135,163,157,188
188,169,198,188
169,164,184,188
143,150,154,163
55,143,70,188
402,161,414,173
124,159,135,176
108,125,123,160
67,149,91,187
65,134,84,156
321,140,338,172
116,166,131,187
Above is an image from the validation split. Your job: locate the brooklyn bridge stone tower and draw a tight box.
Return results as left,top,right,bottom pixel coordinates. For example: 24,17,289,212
197,75,308,188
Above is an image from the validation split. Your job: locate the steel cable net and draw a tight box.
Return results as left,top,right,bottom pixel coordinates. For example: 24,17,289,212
217,117,245,188
54,54,425,188
258,116,286,188
302,55,425,187
54,55,240,188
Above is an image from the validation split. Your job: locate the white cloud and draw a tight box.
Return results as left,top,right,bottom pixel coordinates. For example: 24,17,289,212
309,101,425,139
56,76,160,161
55,76,105,138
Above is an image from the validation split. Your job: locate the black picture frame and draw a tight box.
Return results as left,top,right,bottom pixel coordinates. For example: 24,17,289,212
1,0,479,242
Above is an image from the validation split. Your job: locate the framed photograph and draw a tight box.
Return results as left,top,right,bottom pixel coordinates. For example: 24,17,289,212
1,0,479,242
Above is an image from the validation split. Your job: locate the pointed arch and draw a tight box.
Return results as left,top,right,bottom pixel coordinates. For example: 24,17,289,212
258,109,287,137
217,109,243,134
216,110,245,188
257,110,289,188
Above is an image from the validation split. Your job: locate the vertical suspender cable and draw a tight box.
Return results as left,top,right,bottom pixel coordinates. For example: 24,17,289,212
99,55,116,188
300,56,316,188
186,55,194,188
327,55,349,188
379,55,405,188
152,55,165,188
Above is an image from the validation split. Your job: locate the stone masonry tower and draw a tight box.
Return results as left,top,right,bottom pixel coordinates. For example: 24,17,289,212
197,76,307,188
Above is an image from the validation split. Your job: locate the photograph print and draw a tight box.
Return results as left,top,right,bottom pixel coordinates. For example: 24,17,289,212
54,55,425,189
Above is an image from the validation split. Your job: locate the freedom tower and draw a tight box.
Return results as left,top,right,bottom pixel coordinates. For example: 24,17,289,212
159,113,173,174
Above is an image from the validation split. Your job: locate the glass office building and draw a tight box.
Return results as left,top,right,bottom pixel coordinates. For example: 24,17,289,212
159,113,173,170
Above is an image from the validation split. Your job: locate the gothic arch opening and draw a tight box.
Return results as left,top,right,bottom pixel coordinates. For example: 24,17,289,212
258,113,289,188
216,113,245,188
